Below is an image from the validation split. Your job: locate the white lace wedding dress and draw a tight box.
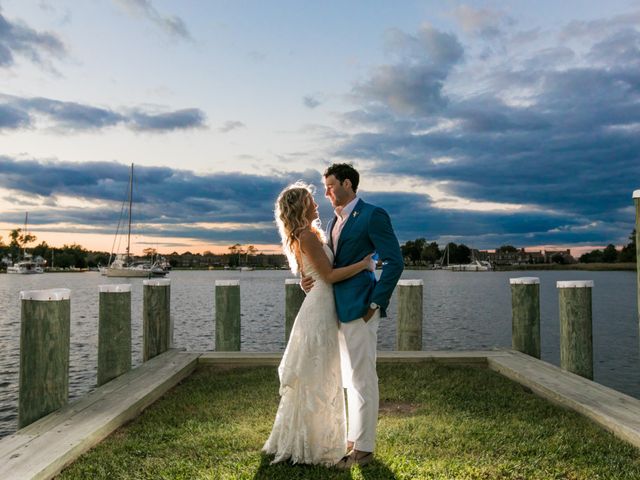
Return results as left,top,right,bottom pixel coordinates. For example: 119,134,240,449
263,244,346,466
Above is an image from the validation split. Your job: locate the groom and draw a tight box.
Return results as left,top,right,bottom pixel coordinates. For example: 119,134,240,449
302,163,403,468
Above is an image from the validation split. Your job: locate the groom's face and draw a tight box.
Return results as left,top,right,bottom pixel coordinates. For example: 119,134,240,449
323,174,351,208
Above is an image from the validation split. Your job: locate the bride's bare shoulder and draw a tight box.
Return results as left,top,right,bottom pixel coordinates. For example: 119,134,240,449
299,228,322,252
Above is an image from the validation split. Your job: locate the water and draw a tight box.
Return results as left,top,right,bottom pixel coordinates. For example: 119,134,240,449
0,269,638,438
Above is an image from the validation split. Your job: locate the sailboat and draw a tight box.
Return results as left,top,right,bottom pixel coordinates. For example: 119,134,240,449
102,164,168,278
7,213,44,274
438,244,492,272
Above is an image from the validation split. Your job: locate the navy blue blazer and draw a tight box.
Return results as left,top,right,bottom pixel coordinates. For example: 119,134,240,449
327,199,403,322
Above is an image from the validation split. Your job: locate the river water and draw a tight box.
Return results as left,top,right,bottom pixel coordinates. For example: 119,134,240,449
0,269,638,438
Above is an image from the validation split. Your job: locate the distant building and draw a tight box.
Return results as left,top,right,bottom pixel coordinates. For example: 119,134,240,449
478,248,574,265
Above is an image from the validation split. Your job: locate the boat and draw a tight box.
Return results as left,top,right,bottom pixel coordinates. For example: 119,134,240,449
103,164,168,278
7,214,44,274
443,259,492,272
7,254,44,274
240,266,254,271
438,244,493,272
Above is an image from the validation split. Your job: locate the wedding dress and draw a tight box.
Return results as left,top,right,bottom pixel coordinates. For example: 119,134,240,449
263,244,346,466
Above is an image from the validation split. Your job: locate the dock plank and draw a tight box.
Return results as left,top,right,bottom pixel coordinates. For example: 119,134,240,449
488,351,640,450
0,349,199,480
197,350,507,367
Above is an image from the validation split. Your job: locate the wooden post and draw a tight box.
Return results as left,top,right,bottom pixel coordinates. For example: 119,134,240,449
510,277,541,358
215,280,241,351
98,284,132,386
18,288,71,428
557,280,594,379
396,279,423,351
143,278,171,362
285,279,305,343
634,190,640,346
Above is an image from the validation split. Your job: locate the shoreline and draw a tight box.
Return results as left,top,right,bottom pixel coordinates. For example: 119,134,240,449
404,262,637,271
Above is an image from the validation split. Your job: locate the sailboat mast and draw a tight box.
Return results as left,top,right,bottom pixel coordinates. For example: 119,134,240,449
126,164,133,262
23,212,28,257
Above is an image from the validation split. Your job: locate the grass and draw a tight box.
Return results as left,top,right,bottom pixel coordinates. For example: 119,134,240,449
58,363,640,480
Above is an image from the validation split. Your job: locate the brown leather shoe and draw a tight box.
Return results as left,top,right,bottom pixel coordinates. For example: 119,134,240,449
334,450,374,469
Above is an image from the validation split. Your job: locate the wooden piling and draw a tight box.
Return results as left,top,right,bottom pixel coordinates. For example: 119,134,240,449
396,279,423,351
285,279,305,343
215,280,241,351
18,288,71,428
98,284,132,386
634,190,640,344
557,280,594,379
143,278,171,362
510,277,541,358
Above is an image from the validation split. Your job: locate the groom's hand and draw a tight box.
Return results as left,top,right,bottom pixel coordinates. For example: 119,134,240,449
300,275,314,293
362,308,377,322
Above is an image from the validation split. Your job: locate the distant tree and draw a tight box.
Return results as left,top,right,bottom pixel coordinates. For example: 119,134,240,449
228,243,243,267
447,243,471,264
580,249,603,263
401,238,427,265
602,244,618,263
497,245,518,253
619,229,636,263
143,247,157,257
421,242,441,264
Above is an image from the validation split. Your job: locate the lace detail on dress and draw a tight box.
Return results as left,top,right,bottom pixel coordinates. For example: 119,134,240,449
263,244,346,466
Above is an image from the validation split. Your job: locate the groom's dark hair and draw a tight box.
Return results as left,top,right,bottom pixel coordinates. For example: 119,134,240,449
324,163,360,193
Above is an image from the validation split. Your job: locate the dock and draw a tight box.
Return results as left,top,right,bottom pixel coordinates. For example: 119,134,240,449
1,349,639,479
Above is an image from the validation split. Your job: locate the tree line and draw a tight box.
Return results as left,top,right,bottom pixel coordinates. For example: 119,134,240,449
578,230,636,263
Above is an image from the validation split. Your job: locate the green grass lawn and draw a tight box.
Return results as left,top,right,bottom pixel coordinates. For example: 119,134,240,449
58,363,640,480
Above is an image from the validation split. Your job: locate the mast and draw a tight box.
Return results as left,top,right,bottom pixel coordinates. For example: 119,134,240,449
126,164,133,263
23,212,28,258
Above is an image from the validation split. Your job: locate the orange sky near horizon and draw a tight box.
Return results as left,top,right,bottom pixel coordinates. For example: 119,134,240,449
0,226,283,256
0,224,616,259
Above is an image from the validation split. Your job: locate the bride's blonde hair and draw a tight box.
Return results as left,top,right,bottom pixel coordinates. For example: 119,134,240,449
275,182,325,274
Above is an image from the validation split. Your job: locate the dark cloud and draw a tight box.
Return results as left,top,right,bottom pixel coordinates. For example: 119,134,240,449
0,94,206,132
334,19,640,247
0,157,324,245
0,156,614,249
113,0,192,41
130,108,206,131
0,10,66,69
0,103,30,129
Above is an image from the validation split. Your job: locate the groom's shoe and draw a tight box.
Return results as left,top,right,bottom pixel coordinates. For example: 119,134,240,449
334,450,374,470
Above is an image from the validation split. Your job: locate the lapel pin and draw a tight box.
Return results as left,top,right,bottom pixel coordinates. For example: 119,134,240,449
352,211,359,218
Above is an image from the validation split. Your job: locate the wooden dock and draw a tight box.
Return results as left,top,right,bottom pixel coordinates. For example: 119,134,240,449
0,349,199,480
1,349,639,479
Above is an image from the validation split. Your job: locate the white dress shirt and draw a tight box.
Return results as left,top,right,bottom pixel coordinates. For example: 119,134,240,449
331,196,359,251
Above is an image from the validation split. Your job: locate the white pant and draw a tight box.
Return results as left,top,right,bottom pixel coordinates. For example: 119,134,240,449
338,311,380,453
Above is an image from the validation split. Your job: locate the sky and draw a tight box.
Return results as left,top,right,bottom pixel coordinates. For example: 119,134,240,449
1,0,639,256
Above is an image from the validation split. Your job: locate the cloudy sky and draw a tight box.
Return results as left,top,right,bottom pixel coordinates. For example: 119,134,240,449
1,1,639,255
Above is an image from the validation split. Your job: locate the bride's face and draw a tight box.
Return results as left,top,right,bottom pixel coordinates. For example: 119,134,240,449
305,196,319,222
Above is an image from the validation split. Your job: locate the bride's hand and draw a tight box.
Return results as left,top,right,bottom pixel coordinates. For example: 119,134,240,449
362,253,376,272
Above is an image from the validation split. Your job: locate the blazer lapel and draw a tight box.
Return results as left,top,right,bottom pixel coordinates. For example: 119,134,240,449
335,199,363,258
327,215,337,252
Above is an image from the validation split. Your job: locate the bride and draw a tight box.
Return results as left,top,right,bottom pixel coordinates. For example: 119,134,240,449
263,182,374,466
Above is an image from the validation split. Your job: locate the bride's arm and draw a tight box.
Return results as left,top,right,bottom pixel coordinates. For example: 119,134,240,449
299,230,372,284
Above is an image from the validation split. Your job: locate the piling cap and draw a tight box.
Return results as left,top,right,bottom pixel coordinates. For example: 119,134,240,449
509,277,540,285
143,278,170,287
557,280,594,288
99,284,131,293
20,288,70,301
216,280,239,286
634,190,640,199
285,279,301,285
398,279,423,286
